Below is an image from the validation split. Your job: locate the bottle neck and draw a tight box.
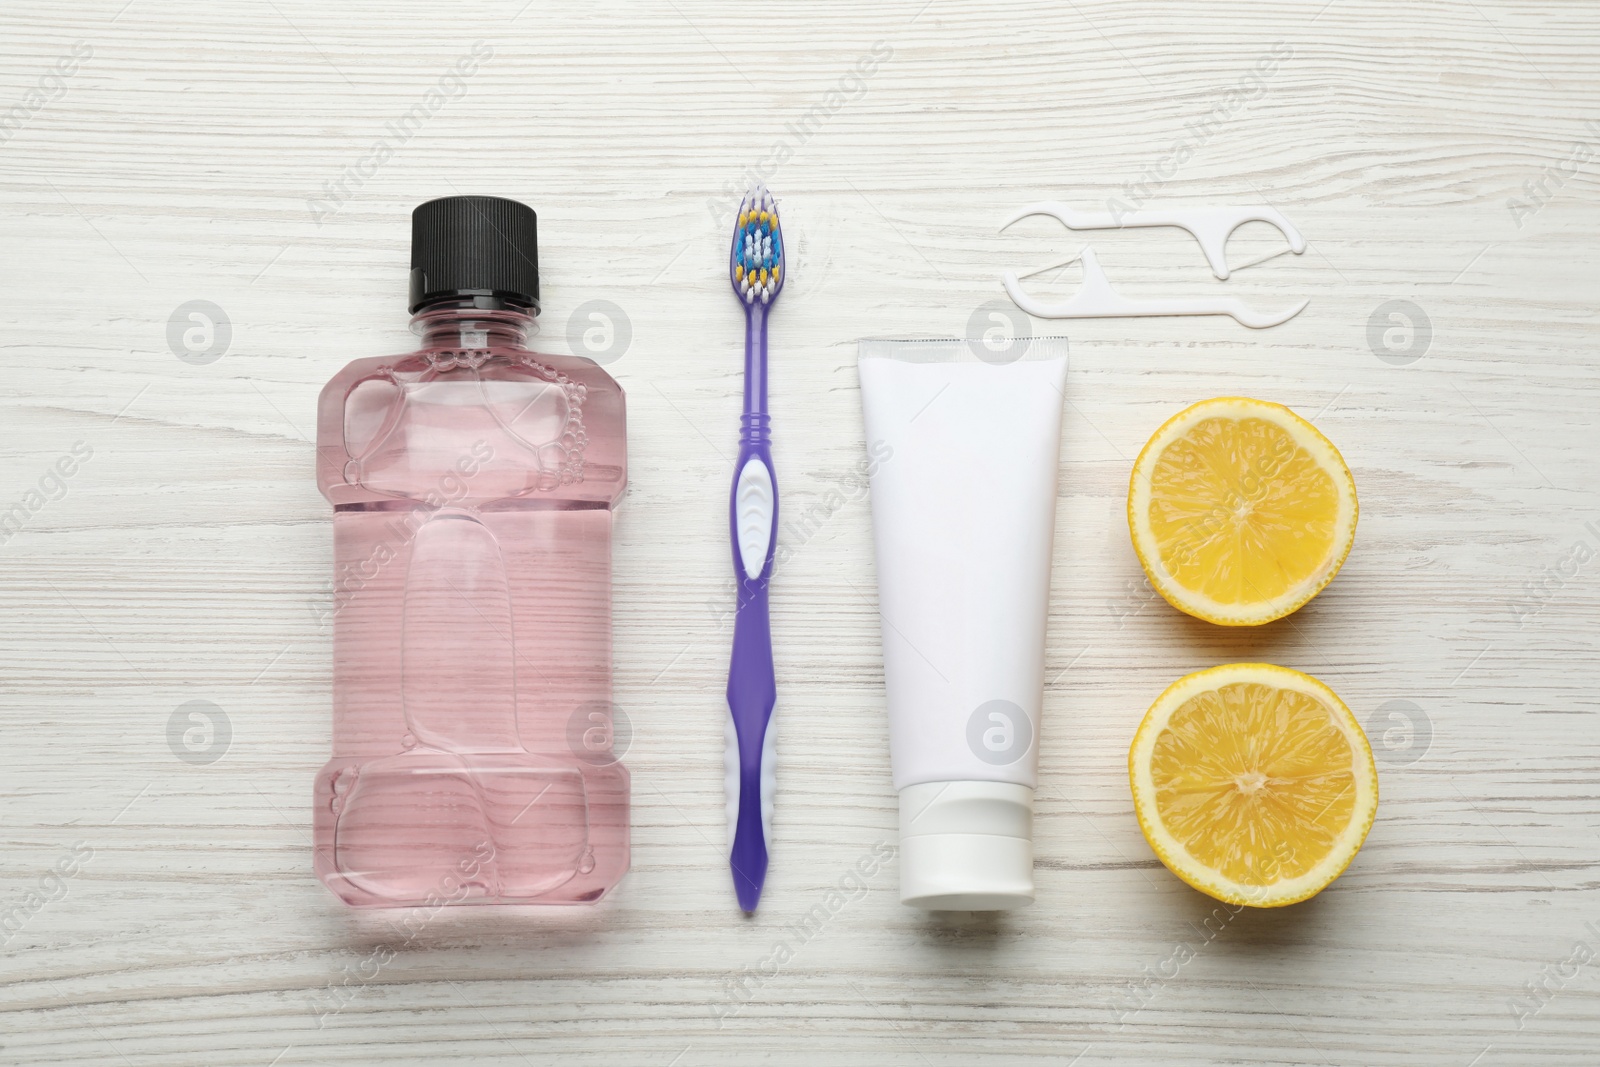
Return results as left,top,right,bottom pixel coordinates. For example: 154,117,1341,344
410,299,536,352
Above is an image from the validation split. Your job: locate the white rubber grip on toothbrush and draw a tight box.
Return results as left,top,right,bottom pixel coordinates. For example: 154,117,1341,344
725,707,776,852
735,458,774,581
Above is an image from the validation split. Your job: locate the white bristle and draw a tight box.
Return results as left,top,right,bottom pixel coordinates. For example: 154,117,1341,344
732,187,782,304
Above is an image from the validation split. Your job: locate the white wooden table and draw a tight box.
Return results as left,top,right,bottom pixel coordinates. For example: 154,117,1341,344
2,2,1597,1064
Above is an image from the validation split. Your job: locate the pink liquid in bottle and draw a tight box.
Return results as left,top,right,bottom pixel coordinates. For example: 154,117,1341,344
313,197,628,906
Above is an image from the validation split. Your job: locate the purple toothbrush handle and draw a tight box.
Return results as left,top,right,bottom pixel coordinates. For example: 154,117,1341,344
728,437,777,913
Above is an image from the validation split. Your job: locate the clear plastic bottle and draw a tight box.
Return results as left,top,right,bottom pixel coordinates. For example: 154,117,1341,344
313,196,628,906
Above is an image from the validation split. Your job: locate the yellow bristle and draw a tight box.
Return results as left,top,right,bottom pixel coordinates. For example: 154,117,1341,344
772,266,780,281
735,265,743,280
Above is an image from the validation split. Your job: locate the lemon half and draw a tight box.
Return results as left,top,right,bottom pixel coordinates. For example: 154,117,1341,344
1128,397,1357,626
1129,663,1378,908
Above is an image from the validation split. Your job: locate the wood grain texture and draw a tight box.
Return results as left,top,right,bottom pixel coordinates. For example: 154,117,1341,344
1,0,1598,1063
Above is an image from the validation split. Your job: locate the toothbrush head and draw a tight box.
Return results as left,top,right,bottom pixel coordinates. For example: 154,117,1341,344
730,185,784,308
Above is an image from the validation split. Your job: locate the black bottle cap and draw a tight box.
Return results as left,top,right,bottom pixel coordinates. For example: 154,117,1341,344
409,195,540,314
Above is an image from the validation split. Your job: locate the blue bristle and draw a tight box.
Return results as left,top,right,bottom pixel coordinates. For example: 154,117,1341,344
730,194,784,289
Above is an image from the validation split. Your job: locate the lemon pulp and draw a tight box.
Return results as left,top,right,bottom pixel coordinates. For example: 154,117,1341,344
1128,398,1357,626
1130,664,1377,907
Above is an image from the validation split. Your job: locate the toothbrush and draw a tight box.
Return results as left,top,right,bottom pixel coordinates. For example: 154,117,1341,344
725,185,784,913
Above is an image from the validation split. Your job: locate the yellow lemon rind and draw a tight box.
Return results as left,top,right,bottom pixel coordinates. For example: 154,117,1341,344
1127,397,1358,627
1128,663,1379,909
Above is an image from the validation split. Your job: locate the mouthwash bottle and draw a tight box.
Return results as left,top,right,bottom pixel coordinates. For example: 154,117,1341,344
314,196,628,906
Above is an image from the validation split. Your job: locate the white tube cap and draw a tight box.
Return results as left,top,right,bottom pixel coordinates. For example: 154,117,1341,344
898,781,1034,910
